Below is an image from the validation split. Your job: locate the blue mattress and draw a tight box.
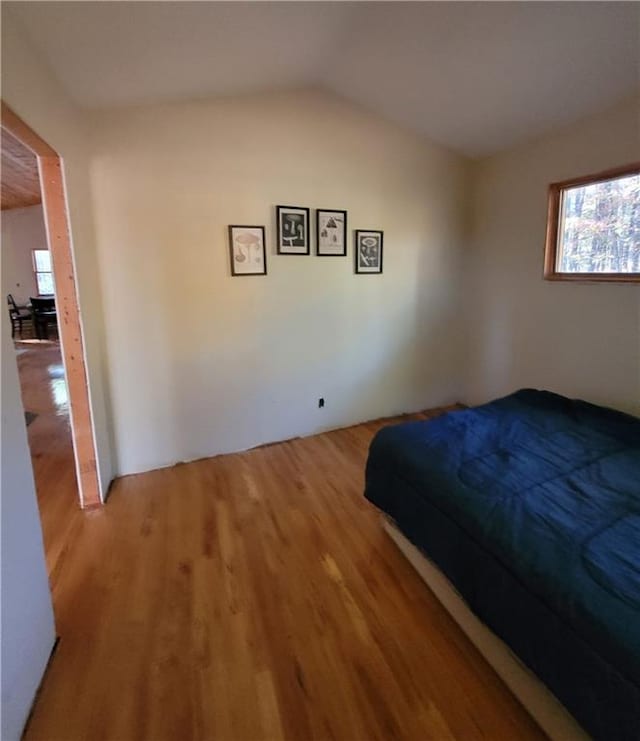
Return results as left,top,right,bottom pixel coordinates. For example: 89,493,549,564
364,389,640,740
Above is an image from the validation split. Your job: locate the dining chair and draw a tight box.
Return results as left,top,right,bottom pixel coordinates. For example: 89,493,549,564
7,294,33,339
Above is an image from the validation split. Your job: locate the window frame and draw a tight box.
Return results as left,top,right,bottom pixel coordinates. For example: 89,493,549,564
543,161,640,283
32,248,54,296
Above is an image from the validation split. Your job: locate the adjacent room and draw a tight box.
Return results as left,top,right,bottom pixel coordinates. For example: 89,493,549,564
1,2,638,741
2,130,83,582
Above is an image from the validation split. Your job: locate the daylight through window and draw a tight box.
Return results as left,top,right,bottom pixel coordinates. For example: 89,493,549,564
33,249,54,295
545,164,640,281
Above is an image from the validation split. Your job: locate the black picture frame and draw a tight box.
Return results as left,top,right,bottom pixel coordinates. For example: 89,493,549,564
276,205,311,255
355,230,383,274
316,209,348,257
228,225,267,276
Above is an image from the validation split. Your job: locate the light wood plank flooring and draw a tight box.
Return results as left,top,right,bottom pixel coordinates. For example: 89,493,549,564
15,340,81,584
18,344,543,740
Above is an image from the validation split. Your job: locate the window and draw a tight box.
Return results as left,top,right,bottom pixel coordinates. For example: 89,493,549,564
544,163,640,282
33,249,54,295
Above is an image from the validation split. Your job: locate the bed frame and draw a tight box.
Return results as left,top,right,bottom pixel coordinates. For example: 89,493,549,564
382,517,589,741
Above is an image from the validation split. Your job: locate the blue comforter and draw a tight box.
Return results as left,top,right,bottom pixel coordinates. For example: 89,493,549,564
364,389,640,740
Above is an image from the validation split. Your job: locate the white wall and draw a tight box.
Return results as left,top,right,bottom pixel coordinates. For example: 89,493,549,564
465,96,640,416
2,11,114,494
1,310,57,741
89,90,469,475
0,16,113,735
2,205,47,305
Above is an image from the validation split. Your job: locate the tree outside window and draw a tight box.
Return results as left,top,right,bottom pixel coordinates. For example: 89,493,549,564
545,164,640,282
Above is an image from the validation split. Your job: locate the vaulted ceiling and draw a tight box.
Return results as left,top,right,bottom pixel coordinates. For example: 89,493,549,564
4,1,640,157
1,129,41,211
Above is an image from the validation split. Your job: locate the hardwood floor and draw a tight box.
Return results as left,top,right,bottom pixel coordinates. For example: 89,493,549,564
15,340,81,583
17,352,544,740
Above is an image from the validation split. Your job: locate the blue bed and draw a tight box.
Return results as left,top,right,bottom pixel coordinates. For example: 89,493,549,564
364,389,640,740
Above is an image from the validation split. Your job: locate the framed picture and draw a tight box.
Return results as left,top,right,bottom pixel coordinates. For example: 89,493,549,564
355,230,383,274
228,225,267,276
277,205,310,255
316,209,347,256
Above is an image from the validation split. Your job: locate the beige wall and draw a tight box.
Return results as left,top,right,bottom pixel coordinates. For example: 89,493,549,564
0,17,111,732
2,205,47,305
1,310,57,741
465,97,640,416
2,12,114,494
2,13,637,485
1,14,637,738
89,91,469,474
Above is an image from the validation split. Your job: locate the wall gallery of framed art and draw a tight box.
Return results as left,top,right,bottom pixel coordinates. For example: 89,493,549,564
228,206,383,277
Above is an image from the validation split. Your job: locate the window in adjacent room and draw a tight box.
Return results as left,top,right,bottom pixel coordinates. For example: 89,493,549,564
33,249,54,295
544,163,640,282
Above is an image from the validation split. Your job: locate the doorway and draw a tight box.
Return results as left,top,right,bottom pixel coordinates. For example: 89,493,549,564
1,102,101,520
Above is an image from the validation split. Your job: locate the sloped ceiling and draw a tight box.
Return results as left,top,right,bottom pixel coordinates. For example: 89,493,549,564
4,1,639,157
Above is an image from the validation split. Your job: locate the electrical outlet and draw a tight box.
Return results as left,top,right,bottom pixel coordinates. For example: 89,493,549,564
318,397,325,408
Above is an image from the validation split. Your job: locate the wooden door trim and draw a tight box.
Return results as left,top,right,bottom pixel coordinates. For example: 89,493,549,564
2,101,102,508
